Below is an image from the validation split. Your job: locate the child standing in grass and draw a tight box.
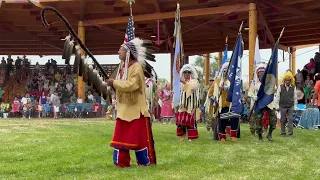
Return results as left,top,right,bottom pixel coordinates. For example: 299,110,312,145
22,100,31,119
53,104,59,119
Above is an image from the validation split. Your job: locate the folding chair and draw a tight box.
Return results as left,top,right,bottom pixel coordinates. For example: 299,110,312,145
67,104,78,118
82,103,92,118
293,104,307,127
75,104,84,118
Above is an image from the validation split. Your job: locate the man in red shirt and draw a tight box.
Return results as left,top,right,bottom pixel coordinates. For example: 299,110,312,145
312,74,320,110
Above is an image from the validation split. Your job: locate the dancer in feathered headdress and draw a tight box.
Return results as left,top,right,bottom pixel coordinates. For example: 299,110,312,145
248,62,277,141
209,61,239,142
106,38,156,168
274,70,297,137
175,64,200,141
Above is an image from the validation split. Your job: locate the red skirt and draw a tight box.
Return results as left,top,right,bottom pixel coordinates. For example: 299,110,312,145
175,111,196,128
110,115,156,150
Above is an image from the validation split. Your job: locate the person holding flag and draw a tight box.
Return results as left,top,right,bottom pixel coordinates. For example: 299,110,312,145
210,61,234,141
248,62,277,139
253,43,280,141
205,40,228,133
253,27,285,141
172,3,199,141
210,30,244,142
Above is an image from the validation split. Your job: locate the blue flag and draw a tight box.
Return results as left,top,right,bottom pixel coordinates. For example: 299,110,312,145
222,44,228,65
226,34,243,114
216,44,228,77
255,42,279,112
172,6,182,107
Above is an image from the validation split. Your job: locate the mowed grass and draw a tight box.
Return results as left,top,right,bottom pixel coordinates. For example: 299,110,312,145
0,119,320,180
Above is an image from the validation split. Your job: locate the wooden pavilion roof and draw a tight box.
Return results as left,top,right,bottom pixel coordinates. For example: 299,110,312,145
0,0,320,56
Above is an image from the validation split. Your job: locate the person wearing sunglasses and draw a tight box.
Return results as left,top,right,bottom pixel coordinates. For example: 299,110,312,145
274,71,297,137
176,64,200,141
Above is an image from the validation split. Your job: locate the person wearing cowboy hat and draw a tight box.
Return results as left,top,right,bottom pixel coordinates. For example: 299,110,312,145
203,77,215,133
175,64,200,141
275,71,298,136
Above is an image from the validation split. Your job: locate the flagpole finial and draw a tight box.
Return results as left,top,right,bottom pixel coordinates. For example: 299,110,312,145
226,35,228,44
277,27,285,43
238,21,244,34
126,0,135,5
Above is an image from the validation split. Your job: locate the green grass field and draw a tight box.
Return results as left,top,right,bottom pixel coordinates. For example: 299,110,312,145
0,119,319,180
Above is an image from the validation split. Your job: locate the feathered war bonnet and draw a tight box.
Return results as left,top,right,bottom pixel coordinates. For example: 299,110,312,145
255,62,267,73
180,64,198,81
118,38,156,80
254,62,267,83
216,61,229,78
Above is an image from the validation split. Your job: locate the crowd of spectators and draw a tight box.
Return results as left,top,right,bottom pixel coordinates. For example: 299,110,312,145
0,55,109,119
294,52,320,105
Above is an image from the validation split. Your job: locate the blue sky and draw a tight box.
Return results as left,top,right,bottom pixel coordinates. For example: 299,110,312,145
1,46,318,83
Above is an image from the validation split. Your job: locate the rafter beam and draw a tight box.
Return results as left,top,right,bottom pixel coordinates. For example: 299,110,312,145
0,22,62,51
256,3,288,51
259,0,320,17
257,4,275,45
83,4,249,26
284,39,320,46
151,0,173,52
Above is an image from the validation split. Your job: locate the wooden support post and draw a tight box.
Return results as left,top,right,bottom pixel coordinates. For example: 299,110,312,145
78,21,85,101
205,54,210,85
171,53,174,88
292,47,296,76
249,3,257,84
218,51,222,66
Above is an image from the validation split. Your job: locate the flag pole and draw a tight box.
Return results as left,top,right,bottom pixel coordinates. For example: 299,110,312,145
247,27,285,123
213,21,243,117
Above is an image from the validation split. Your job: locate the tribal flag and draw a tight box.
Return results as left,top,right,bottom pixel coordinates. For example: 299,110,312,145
255,42,278,112
226,34,243,114
124,13,135,42
216,43,228,77
172,4,183,107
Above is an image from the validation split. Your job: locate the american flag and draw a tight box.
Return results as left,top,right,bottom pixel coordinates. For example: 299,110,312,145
124,14,135,42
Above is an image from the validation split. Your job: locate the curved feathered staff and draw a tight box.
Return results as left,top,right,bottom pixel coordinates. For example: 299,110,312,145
40,6,109,79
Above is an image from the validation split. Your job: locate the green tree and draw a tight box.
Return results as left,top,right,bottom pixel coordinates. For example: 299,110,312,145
157,78,167,85
192,54,219,88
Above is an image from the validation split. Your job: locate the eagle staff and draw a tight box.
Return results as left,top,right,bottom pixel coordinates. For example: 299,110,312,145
40,6,109,79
